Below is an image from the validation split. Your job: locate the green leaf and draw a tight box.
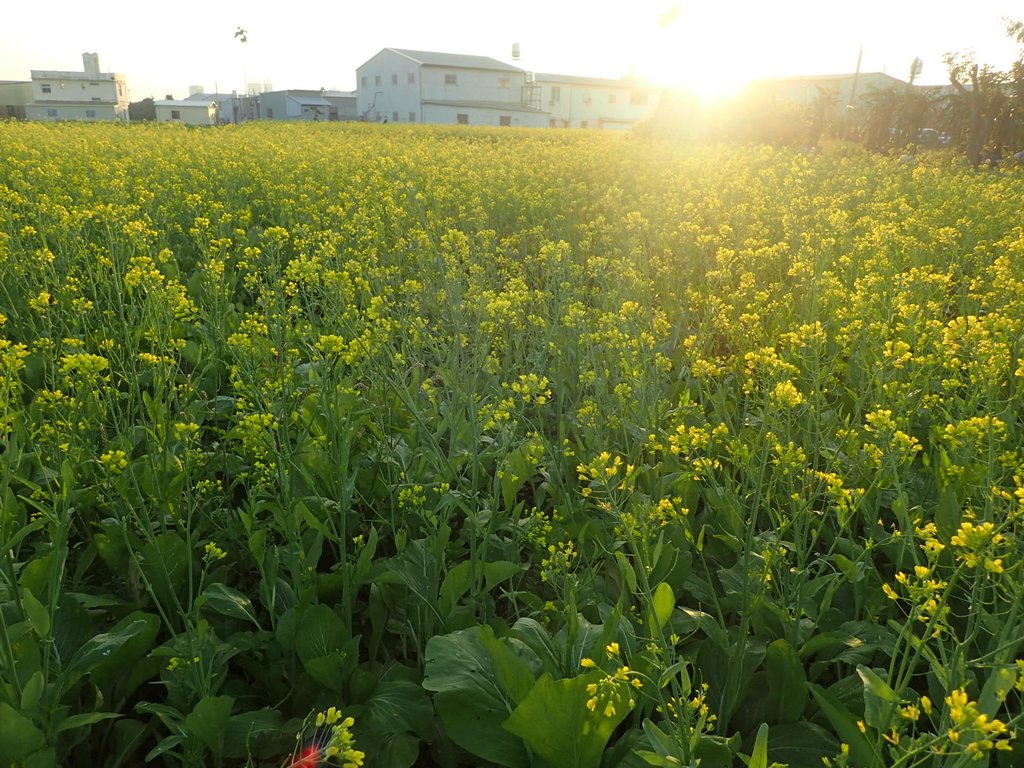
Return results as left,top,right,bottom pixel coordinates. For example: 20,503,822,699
0,702,46,764
808,683,882,768
20,671,45,714
138,532,191,610
21,587,50,638
423,626,530,767
54,711,121,733
765,639,807,723
362,680,434,737
856,665,900,731
184,695,234,761
200,582,260,626
766,722,840,768
978,665,1017,718
650,582,674,632
746,723,769,768
504,672,635,768
64,619,148,682
222,709,285,760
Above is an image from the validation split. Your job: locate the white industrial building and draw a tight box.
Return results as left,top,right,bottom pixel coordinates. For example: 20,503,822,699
355,48,548,127
24,53,129,122
154,99,217,125
533,73,661,130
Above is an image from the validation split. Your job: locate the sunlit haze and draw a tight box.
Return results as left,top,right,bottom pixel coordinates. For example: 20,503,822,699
2,0,1021,101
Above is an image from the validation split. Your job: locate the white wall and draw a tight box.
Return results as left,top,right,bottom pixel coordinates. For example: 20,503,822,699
419,66,524,103
356,49,422,122
25,103,117,121
538,80,660,129
155,103,216,125
422,103,547,128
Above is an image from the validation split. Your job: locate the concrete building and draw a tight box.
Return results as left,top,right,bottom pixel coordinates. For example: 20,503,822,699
534,73,661,129
259,89,357,121
154,99,217,125
356,48,548,127
25,53,129,122
0,81,32,119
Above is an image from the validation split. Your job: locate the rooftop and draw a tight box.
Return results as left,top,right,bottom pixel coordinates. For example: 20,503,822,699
387,48,523,73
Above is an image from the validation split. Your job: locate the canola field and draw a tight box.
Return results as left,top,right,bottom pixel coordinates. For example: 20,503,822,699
1,121,1024,768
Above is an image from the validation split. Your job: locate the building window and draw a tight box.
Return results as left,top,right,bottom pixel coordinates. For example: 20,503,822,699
91,97,101,102
267,108,274,118
42,84,52,93
549,86,560,104
375,75,381,86
86,109,96,118
46,108,57,117
90,81,99,86
408,112,416,122
549,118,557,127
608,94,617,104
445,74,457,85
392,111,399,122
391,74,398,85
171,110,181,119
81,83,86,89
456,113,468,125
581,120,588,128
499,115,511,126
498,77,509,88
630,91,649,105
408,73,415,85
361,76,367,87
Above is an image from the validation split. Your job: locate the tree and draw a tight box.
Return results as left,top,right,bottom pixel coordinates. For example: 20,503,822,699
942,52,1006,166
128,98,156,122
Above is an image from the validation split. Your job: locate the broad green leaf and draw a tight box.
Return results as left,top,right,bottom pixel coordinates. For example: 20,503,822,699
20,671,45,714
185,695,234,761
64,619,148,682
504,672,635,768
650,581,674,632
766,722,841,768
511,618,562,676
138,532,191,610
765,639,807,723
978,665,1017,717
423,626,530,767
808,683,882,768
362,680,434,737
55,711,121,733
222,709,285,760
856,665,900,731
21,587,50,638
0,702,46,764
200,582,260,626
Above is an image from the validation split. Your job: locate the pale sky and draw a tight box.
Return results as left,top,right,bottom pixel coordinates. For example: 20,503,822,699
1,1,1021,101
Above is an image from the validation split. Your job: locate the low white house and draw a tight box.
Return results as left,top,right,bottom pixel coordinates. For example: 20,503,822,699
534,73,661,129
155,99,217,125
25,53,129,122
356,48,548,127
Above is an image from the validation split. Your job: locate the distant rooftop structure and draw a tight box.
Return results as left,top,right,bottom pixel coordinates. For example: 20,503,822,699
386,48,524,73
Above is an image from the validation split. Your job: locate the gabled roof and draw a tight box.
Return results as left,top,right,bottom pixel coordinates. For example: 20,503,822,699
386,48,523,73
534,73,654,89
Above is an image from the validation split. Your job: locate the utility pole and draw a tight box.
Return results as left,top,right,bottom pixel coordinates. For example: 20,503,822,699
845,46,863,140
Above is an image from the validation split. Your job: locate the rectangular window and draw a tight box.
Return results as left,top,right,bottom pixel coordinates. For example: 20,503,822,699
267,107,274,118
608,94,617,104
549,86,560,104
91,97,101,102
90,81,99,86
498,77,509,88
391,74,398,85
549,118,557,127
42,83,52,93
361,76,367,87
81,83,86,89
499,115,511,126
171,110,181,119
581,120,588,128
375,75,381,86
630,91,649,105
445,74,457,85
392,111,399,122
408,73,415,85
456,113,468,125
46,108,57,116
86,109,96,118
408,112,416,122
